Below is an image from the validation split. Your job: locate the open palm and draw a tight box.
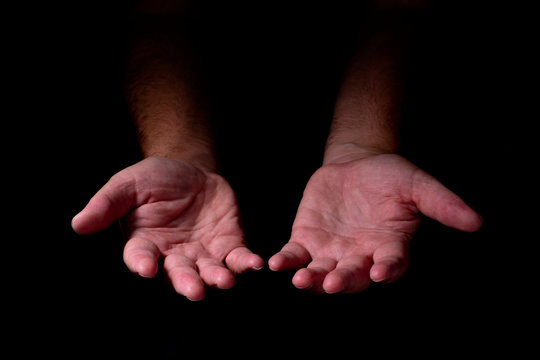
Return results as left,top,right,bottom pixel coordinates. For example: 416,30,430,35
269,154,482,294
72,157,263,300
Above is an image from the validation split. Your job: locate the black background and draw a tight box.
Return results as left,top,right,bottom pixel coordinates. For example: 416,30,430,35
7,1,531,358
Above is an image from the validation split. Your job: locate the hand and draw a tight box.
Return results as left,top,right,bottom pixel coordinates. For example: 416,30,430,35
72,157,263,300
269,154,482,294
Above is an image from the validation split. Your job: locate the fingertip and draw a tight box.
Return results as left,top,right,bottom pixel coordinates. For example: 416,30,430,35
447,199,484,232
268,243,310,271
174,273,206,301
213,269,236,290
225,247,264,274
413,171,485,233
267,254,284,271
240,252,264,271
369,265,388,283
463,212,483,232
163,254,207,300
71,211,91,234
71,203,116,235
291,268,313,289
320,256,372,294
322,273,345,294
71,212,82,233
135,258,159,278
369,260,406,284
123,238,160,278
207,266,236,289
185,286,206,301
249,255,265,271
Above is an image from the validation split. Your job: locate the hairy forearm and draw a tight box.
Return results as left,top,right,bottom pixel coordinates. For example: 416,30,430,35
324,10,421,164
125,17,216,171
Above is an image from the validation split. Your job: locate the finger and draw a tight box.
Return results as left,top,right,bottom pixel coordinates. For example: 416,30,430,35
163,254,205,301
225,247,264,274
323,255,371,294
292,258,337,293
370,241,410,283
197,257,235,289
72,171,136,234
268,242,311,271
411,170,483,232
123,237,161,278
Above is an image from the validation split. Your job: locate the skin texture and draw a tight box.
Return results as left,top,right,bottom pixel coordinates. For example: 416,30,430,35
72,157,263,300
268,154,482,293
72,1,483,299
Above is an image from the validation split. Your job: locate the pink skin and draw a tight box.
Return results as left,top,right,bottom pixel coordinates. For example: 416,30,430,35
72,154,481,298
72,157,263,301
268,154,482,294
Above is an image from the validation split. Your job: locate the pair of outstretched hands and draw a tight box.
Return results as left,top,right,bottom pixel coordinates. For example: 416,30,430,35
72,155,482,301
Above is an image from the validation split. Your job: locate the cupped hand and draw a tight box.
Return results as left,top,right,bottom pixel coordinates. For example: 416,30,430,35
269,154,482,294
72,157,263,300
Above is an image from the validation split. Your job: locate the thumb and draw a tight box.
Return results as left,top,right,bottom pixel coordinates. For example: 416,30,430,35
72,171,136,234
411,170,483,232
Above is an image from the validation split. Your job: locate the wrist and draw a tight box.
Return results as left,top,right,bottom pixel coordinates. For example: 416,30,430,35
141,141,218,173
323,142,396,165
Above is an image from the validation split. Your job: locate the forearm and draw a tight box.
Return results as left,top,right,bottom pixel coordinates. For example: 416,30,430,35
324,8,424,165
125,15,216,172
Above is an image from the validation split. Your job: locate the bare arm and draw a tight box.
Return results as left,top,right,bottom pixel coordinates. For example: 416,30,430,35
324,1,430,164
269,1,482,293
72,1,265,301
125,0,217,171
